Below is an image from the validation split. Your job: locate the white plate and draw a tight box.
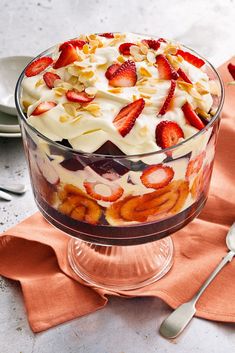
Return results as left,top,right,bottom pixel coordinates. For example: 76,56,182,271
0,111,20,132
0,56,34,116
0,131,21,138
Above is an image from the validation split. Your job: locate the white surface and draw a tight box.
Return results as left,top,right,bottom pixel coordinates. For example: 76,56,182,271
0,56,33,115
0,0,235,352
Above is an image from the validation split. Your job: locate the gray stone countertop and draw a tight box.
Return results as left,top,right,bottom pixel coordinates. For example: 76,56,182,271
0,0,235,352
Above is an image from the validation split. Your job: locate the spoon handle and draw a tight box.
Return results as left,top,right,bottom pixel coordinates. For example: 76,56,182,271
160,250,235,339
0,183,26,194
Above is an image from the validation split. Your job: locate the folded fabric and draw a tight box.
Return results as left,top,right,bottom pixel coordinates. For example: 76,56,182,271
0,59,235,332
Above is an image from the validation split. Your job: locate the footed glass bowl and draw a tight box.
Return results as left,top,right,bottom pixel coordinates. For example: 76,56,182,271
15,41,224,290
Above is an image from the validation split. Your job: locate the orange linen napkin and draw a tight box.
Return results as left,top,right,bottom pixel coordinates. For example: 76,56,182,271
1,60,235,333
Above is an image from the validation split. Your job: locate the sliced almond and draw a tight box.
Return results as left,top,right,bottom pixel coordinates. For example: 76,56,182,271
82,43,90,54
83,103,101,117
136,77,148,86
140,93,151,99
79,70,95,83
53,87,67,97
63,103,78,117
164,44,178,55
67,65,82,76
67,76,78,85
108,87,123,94
139,67,152,77
117,55,125,63
139,43,149,55
22,100,31,110
59,115,69,123
138,86,157,94
85,86,98,96
139,125,149,136
35,78,44,88
146,51,156,64
195,108,211,120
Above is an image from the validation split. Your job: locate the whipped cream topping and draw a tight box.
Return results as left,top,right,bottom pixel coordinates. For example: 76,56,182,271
21,32,216,157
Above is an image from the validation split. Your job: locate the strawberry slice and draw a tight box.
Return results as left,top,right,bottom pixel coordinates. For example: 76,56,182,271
177,68,192,84
113,98,145,137
31,101,56,116
105,63,120,79
186,151,205,179
53,44,79,69
155,120,184,149
158,80,176,115
119,43,135,55
140,164,174,189
25,57,53,77
109,60,137,87
141,38,166,50
182,102,205,130
155,54,179,80
84,181,124,202
66,90,95,103
99,33,114,38
59,39,86,51
176,49,205,68
43,72,61,89
228,63,235,80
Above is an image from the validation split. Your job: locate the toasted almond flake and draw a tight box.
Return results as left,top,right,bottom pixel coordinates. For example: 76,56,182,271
117,55,125,63
146,51,156,64
63,103,78,117
22,100,31,110
61,82,74,90
132,94,138,101
136,77,148,86
130,45,140,56
83,44,90,54
85,86,98,96
53,87,67,97
68,76,78,85
83,128,102,135
108,87,123,94
35,78,44,88
139,67,152,77
195,108,211,120
140,93,151,99
139,43,149,55
138,86,156,94
59,115,69,123
74,83,85,92
83,103,101,117
177,81,193,92
114,33,126,40
88,34,98,41
166,54,180,70
139,125,149,136
164,44,178,55
79,70,95,83
190,88,202,100
67,65,82,76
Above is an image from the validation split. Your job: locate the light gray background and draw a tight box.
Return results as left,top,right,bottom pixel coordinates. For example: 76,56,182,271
0,0,235,352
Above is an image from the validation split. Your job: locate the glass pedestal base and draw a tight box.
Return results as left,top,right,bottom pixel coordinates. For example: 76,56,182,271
68,237,174,291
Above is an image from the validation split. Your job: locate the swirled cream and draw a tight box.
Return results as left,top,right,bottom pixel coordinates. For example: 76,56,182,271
21,32,217,156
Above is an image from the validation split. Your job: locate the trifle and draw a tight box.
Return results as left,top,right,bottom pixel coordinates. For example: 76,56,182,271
15,32,224,289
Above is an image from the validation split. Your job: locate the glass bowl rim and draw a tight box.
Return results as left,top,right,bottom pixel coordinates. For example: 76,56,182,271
15,33,225,160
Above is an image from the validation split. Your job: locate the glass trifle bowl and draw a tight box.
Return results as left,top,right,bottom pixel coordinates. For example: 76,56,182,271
15,33,224,290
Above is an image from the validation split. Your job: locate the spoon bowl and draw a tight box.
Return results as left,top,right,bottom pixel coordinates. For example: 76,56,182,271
0,56,33,116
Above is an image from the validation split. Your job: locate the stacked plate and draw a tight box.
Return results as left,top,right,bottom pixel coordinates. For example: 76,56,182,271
0,111,21,138
0,55,33,138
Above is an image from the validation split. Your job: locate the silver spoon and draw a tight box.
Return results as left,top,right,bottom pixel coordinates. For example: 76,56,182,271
0,183,26,194
0,189,12,201
159,222,235,339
